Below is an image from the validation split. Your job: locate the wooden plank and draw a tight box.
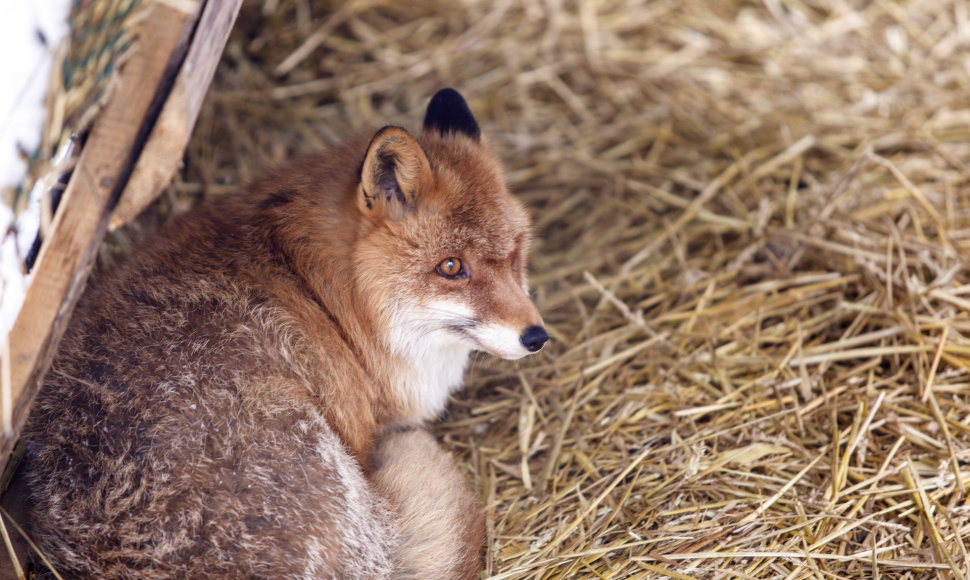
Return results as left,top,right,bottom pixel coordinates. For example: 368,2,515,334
110,0,244,230
0,1,201,466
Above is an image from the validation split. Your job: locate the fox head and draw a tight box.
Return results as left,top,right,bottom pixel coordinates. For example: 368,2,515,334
352,89,547,418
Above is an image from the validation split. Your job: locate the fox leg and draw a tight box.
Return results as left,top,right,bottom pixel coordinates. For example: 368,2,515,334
370,426,485,580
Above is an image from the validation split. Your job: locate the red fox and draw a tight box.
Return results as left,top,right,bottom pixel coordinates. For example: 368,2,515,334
13,88,547,578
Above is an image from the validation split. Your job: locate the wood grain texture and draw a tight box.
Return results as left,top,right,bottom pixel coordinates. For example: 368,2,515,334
110,0,243,230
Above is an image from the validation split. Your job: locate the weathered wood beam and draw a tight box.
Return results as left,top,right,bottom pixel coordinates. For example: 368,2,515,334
111,0,244,230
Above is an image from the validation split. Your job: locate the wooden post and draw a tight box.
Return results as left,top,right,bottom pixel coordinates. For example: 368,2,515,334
111,0,244,230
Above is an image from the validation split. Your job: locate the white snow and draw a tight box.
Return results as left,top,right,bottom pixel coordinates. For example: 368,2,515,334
1,1,71,338
0,2,70,189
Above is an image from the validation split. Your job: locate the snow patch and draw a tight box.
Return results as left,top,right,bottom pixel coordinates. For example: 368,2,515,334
1,1,70,338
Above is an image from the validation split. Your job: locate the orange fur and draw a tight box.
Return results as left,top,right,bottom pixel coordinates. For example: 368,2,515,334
15,89,544,578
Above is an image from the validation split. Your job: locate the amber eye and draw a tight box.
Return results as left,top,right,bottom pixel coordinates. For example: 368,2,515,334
436,257,465,279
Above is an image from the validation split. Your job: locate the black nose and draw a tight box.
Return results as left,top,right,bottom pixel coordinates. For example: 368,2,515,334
520,326,549,352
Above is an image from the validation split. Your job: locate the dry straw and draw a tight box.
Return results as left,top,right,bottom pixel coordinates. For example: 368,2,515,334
27,0,970,577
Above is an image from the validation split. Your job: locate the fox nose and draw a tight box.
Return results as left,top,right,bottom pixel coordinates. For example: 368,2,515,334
520,326,549,352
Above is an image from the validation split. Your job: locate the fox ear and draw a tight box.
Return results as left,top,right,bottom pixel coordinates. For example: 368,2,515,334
358,126,433,221
423,88,481,141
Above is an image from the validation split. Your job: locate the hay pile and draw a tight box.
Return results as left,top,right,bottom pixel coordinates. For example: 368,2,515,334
158,0,970,577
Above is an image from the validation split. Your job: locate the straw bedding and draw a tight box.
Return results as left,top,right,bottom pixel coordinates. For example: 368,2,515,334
47,0,970,577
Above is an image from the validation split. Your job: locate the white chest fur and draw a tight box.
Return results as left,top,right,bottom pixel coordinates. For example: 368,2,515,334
384,299,475,420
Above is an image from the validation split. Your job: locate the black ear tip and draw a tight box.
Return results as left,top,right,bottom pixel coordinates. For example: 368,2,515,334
423,88,481,141
429,88,466,108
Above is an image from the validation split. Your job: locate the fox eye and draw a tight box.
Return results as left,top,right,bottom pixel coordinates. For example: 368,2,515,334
436,257,465,279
